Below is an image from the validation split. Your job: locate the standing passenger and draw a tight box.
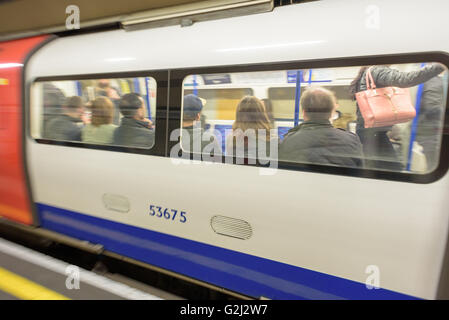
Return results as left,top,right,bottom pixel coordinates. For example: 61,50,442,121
349,63,445,170
42,83,66,138
114,93,154,148
415,74,446,169
82,97,117,144
279,87,364,168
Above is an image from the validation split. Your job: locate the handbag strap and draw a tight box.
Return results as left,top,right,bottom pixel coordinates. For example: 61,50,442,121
365,66,376,89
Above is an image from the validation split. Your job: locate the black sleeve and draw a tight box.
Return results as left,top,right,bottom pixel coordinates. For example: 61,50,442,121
420,76,445,115
372,64,445,88
349,134,365,168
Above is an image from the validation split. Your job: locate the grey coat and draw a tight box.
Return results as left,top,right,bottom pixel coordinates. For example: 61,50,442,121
113,117,154,148
44,114,82,141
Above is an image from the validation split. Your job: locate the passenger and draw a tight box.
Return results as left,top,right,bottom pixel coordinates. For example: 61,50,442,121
96,79,121,125
261,98,276,128
81,97,117,144
279,87,364,168
114,93,154,148
349,63,445,170
226,96,277,159
181,94,221,155
42,83,66,138
415,74,446,169
45,96,84,141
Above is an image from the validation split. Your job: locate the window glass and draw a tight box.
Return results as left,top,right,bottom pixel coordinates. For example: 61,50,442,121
31,77,157,149
181,63,448,174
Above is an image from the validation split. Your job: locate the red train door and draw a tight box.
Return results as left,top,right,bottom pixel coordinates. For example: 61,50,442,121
0,35,49,225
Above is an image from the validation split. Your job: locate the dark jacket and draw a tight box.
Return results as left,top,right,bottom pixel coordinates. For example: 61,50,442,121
356,64,445,130
44,114,82,141
416,76,445,139
279,120,364,168
181,125,222,155
42,83,66,138
113,117,154,148
415,76,445,167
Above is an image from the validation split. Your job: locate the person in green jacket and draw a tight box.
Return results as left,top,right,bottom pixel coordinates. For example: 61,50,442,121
82,96,117,144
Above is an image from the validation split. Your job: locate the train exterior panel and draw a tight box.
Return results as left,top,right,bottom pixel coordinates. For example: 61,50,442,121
0,0,448,299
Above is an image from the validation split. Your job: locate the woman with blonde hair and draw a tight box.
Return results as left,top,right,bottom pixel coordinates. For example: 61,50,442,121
82,96,117,144
226,96,277,159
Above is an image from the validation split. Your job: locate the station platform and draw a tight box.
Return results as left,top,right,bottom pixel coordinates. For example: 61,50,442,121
0,237,177,300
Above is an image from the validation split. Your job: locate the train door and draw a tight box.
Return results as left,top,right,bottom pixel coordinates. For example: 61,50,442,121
0,35,48,225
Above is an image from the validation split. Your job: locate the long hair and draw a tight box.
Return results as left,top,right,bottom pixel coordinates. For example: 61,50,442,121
232,96,272,140
349,66,369,100
261,98,275,126
91,96,114,127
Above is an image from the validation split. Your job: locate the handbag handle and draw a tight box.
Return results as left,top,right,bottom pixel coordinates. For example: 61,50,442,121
365,66,376,90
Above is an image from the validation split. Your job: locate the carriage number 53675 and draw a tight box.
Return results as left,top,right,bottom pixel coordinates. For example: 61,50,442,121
149,205,187,223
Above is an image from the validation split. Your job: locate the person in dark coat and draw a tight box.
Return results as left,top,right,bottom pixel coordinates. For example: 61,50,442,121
415,75,446,170
42,83,66,138
45,96,84,141
114,93,154,148
349,63,445,170
279,87,364,168
181,94,221,156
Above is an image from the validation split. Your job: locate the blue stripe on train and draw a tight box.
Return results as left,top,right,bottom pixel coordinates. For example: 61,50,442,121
37,203,419,300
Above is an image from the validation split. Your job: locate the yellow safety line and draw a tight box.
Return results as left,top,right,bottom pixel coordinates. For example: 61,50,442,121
0,267,70,300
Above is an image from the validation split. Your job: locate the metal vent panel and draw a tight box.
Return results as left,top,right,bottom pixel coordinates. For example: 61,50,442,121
211,215,252,240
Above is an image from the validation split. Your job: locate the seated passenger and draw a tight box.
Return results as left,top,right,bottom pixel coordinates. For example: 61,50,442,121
181,94,221,155
82,97,117,144
226,96,278,160
114,93,154,148
279,87,364,168
45,96,84,141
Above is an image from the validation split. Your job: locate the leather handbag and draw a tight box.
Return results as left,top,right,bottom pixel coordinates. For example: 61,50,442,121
355,67,416,128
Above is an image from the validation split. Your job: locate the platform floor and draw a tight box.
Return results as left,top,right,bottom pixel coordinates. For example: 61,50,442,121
0,237,178,300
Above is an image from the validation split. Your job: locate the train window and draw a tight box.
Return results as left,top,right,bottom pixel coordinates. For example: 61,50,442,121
180,63,448,174
31,77,157,149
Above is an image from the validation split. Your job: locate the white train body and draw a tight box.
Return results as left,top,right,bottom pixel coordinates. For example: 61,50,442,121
23,0,449,299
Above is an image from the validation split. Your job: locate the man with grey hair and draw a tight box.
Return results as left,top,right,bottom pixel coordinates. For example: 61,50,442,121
279,87,364,168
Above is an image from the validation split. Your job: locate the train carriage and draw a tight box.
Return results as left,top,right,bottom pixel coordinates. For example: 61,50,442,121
1,0,449,299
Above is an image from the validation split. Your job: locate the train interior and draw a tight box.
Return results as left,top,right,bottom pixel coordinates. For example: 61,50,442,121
31,62,448,174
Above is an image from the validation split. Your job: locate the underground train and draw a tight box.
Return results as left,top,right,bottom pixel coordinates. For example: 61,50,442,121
1,0,449,299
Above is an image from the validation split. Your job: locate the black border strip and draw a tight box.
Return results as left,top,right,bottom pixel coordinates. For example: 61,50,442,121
169,51,449,184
